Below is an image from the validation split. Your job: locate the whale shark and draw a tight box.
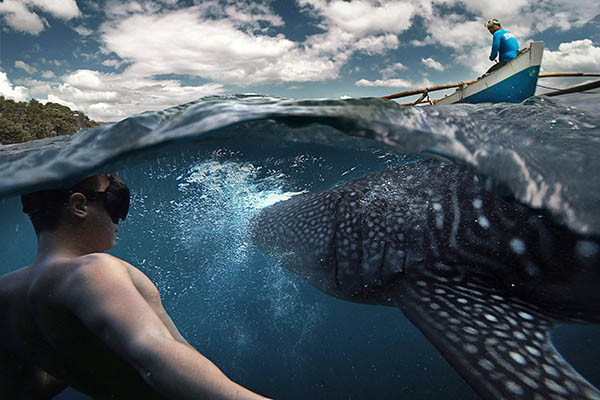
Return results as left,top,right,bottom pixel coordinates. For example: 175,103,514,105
251,158,600,399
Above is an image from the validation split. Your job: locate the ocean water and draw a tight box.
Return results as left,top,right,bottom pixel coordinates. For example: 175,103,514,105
0,93,599,399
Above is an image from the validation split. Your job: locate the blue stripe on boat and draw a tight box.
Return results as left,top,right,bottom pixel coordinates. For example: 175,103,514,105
460,66,541,104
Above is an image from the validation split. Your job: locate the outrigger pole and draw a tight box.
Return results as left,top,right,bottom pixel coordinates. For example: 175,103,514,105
538,72,600,78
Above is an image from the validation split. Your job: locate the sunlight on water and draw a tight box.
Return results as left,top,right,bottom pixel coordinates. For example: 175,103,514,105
162,158,326,352
174,159,303,262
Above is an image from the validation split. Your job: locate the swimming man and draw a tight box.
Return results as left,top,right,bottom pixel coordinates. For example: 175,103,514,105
485,18,519,74
0,173,270,399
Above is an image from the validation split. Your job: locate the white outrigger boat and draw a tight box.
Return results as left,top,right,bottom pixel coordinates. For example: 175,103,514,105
383,41,553,105
435,41,544,105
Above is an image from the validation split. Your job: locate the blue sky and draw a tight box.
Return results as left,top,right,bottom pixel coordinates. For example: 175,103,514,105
1,0,599,121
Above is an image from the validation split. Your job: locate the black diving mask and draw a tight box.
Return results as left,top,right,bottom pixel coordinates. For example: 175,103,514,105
73,175,130,224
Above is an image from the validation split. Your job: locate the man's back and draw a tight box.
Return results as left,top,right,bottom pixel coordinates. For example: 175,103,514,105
492,28,519,62
0,256,165,399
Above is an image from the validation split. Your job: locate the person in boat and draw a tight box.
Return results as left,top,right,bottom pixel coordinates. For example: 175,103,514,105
0,173,270,399
485,18,519,74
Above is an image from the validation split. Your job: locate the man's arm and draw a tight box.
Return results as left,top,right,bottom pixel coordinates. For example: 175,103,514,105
490,31,501,61
122,262,193,347
62,254,269,400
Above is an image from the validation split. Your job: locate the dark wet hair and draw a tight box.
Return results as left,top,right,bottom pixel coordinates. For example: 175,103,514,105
21,174,123,234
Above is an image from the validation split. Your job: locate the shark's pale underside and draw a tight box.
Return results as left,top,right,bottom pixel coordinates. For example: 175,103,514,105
251,159,600,399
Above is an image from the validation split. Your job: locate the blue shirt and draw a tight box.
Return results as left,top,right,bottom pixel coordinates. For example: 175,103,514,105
490,29,519,62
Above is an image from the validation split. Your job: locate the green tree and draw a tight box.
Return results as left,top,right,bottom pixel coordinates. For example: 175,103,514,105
0,96,99,145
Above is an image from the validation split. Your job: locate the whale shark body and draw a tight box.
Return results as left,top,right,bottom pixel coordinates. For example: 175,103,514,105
252,159,600,399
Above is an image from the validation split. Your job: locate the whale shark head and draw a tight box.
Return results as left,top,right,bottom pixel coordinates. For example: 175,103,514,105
252,158,600,399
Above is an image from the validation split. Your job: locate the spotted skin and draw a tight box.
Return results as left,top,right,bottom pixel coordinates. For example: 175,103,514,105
252,159,600,399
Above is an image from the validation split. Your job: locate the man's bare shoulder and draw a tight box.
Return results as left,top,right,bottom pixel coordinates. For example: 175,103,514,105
54,254,138,305
62,253,129,287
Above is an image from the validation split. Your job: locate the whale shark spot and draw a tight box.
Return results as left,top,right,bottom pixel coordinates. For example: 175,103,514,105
577,240,600,258
505,380,524,395
510,237,526,254
518,311,534,320
509,351,527,365
484,313,498,322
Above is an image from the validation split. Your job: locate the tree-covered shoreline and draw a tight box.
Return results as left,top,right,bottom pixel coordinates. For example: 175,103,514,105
0,96,99,145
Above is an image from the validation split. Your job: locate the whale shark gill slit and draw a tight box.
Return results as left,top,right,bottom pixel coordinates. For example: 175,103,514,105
251,158,600,399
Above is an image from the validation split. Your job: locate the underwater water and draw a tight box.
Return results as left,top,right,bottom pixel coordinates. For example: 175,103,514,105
0,93,599,399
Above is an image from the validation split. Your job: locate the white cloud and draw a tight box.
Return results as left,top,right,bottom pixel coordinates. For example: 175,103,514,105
41,70,55,79
542,39,600,72
355,77,432,88
0,0,80,35
105,0,159,17
102,59,129,69
30,69,225,122
73,25,93,36
354,34,399,55
454,44,498,75
105,0,284,32
294,0,414,67
43,95,80,111
95,2,412,88
27,0,81,20
0,72,29,101
459,0,530,21
99,6,341,84
13,77,52,96
421,57,445,71
299,0,415,36
223,3,285,29
415,15,488,50
64,69,104,90
41,58,62,66
15,60,38,75
0,0,45,35
380,63,407,79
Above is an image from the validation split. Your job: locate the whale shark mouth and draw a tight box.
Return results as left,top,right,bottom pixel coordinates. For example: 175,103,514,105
251,158,600,399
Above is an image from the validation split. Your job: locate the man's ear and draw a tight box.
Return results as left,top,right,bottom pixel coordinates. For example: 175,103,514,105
67,193,88,219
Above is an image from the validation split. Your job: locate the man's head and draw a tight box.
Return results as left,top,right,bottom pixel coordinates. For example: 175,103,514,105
21,174,130,236
485,18,501,34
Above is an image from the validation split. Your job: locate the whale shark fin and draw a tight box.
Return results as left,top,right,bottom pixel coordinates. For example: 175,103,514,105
392,276,600,400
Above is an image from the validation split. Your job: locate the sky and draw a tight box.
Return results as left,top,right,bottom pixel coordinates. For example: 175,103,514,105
1,0,599,122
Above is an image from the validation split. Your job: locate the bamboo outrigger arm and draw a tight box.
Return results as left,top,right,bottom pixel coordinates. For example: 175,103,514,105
538,72,600,78
380,79,478,100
